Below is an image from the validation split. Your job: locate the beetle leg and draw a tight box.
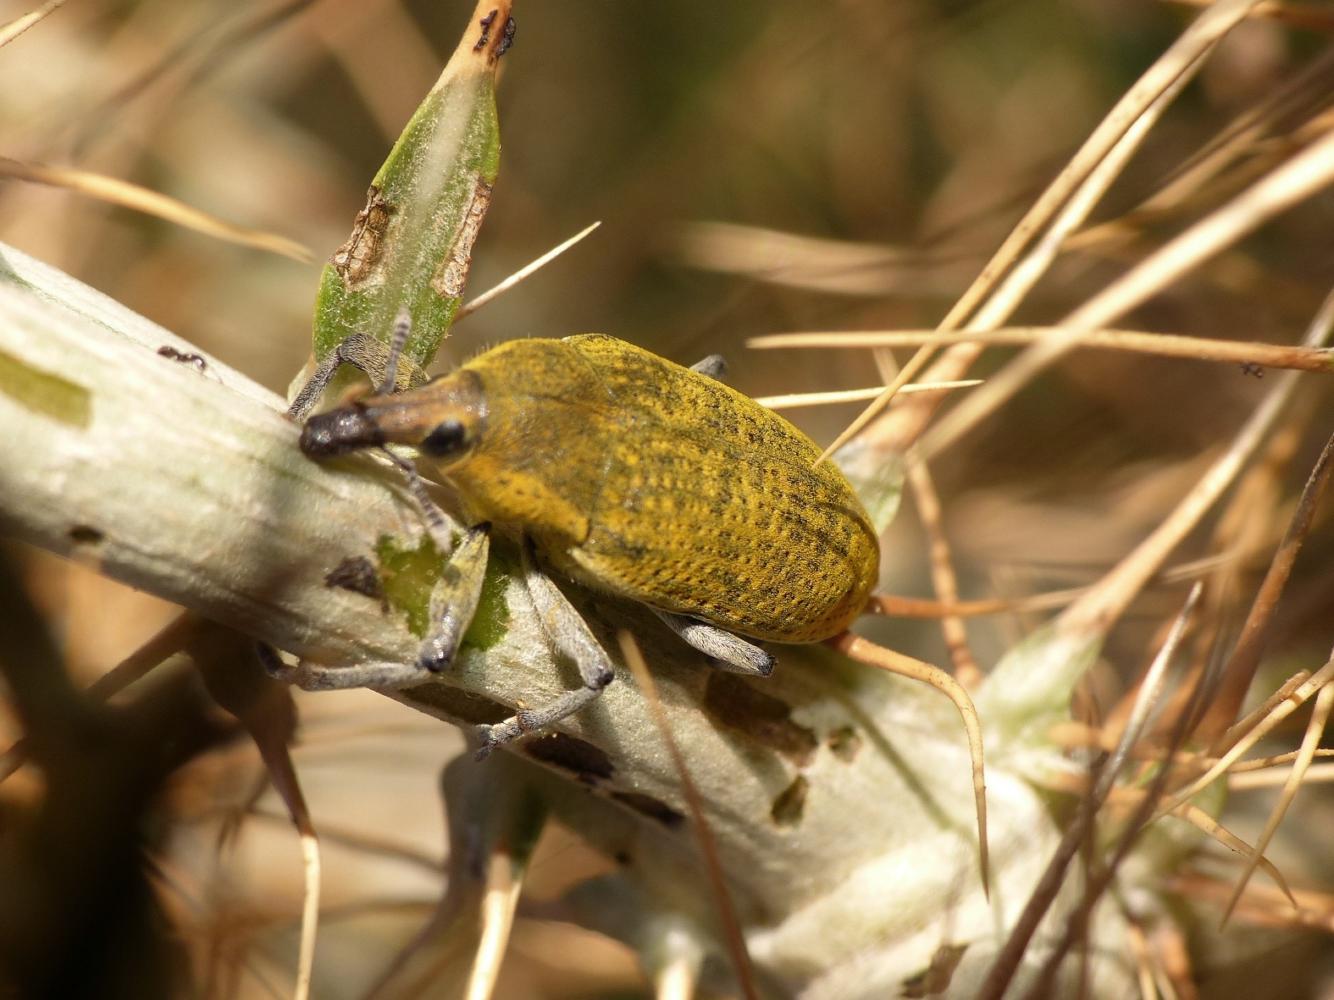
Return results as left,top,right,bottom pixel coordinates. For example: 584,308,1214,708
417,524,491,671
653,610,774,677
476,543,614,758
689,353,728,381
263,524,489,690
287,329,425,420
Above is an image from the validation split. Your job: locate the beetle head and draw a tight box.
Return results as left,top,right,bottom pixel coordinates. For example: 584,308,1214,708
300,369,486,468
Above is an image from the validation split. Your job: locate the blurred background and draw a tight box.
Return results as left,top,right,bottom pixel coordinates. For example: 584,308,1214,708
1,0,1333,996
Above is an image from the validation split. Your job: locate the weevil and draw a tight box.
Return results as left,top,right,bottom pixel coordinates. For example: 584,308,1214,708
285,315,880,755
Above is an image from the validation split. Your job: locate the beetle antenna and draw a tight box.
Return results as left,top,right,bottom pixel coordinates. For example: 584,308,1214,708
377,307,412,395
380,446,455,553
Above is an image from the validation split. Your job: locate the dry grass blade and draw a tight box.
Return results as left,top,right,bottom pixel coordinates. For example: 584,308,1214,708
827,633,990,894
1198,429,1334,738
813,348,936,464
1231,763,1334,790
1220,681,1334,923
0,0,65,48
655,954,699,1000
294,830,320,1000
1168,802,1295,905
1173,874,1334,932
872,586,1087,619
1054,289,1334,638
977,583,1197,1000
819,0,1260,461
748,327,1334,373
615,631,758,1000
455,221,602,320
0,158,312,262
466,851,522,1000
1166,0,1334,31
1153,655,1334,821
920,124,1334,461
754,380,980,410
1214,669,1310,751
1226,748,1334,774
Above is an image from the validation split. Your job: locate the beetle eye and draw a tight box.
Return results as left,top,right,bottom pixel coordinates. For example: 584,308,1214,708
420,419,469,458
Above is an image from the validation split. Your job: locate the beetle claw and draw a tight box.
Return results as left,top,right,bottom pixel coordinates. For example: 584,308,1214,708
416,636,456,672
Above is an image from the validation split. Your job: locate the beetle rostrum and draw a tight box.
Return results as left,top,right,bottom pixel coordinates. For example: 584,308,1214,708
299,406,383,458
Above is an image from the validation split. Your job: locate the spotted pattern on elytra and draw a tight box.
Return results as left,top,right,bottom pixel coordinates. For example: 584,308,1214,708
429,335,879,643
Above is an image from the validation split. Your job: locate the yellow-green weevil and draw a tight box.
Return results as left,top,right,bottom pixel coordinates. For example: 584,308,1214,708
286,315,880,755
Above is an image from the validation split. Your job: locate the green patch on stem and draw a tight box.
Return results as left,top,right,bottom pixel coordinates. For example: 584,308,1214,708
461,551,512,651
375,533,448,638
0,349,91,428
374,532,511,646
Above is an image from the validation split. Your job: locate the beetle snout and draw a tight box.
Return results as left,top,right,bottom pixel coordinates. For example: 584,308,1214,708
300,406,384,458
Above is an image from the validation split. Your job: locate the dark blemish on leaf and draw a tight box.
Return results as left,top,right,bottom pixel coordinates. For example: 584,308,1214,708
613,850,632,866
399,683,511,726
1240,361,1264,378
331,186,394,287
827,725,862,762
475,9,497,50
770,775,808,827
611,790,685,829
703,673,817,766
497,16,516,57
156,346,207,371
524,732,614,784
68,524,104,545
900,943,968,998
324,555,385,606
432,177,492,299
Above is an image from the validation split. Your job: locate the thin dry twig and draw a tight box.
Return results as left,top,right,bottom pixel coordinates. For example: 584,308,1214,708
905,457,981,686
1153,654,1334,821
455,221,602,320
921,125,1334,461
1172,874,1334,932
754,379,981,410
616,632,758,1000
1197,429,1334,739
818,0,1261,461
0,0,66,48
1168,802,1295,905
1054,289,1334,638
1165,0,1334,32
977,584,1197,1000
0,158,312,261
1220,681,1334,923
749,327,1334,374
